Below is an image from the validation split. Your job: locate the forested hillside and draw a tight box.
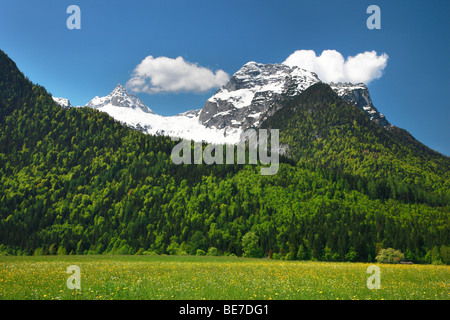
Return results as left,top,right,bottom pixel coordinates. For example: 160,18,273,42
0,50,448,264
261,83,449,206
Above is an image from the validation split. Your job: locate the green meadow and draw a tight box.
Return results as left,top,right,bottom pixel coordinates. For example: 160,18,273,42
0,255,448,300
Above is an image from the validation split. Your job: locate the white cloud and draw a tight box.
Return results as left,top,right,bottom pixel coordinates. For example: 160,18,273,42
283,50,388,84
127,56,230,94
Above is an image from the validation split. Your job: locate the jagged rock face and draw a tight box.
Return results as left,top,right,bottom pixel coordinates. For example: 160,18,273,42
329,83,390,127
86,84,155,114
199,62,321,130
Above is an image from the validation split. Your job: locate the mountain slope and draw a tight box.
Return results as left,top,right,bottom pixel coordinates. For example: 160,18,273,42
260,82,449,203
0,51,33,121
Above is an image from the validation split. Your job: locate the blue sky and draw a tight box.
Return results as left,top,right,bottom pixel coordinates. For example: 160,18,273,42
0,0,449,155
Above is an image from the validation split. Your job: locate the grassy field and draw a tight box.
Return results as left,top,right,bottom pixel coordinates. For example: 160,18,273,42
0,255,448,300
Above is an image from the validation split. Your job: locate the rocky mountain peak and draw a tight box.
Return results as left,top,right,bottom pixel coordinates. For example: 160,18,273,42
199,61,390,131
199,62,321,130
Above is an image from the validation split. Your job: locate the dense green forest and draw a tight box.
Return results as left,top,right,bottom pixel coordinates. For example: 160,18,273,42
0,50,448,264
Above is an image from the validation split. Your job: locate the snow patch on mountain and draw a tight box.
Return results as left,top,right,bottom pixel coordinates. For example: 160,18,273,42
84,84,242,144
95,103,242,144
52,97,72,108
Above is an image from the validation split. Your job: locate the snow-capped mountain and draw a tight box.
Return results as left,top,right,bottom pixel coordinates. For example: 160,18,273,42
52,97,72,108
86,84,155,114
80,85,242,144
53,62,390,145
199,61,321,130
200,62,390,131
97,107,242,145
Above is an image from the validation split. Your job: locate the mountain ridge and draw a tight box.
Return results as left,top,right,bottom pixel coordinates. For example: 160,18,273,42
53,61,392,146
